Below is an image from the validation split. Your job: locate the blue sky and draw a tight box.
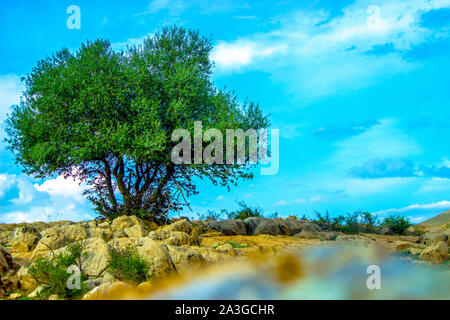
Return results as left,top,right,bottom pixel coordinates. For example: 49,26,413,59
1,0,450,223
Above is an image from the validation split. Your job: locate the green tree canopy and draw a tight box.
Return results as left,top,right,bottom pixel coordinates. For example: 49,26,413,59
5,26,269,223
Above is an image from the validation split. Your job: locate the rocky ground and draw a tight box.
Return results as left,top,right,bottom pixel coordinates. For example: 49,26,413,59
0,215,448,299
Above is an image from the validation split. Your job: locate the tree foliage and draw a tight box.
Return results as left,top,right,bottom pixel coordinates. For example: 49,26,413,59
5,26,269,222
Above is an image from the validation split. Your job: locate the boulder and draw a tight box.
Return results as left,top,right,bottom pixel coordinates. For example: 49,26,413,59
17,266,38,291
123,225,148,238
419,241,448,264
86,227,113,241
80,238,110,277
83,281,131,300
295,230,337,241
0,247,16,275
163,231,192,246
254,219,290,236
10,226,42,252
165,219,192,234
167,246,206,270
33,223,88,257
207,219,247,236
136,239,177,279
419,230,450,246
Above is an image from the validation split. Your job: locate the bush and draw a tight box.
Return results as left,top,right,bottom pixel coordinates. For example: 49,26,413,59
341,212,363,234
108,246,151,284
382,215,412,235
198,209,227,221
360,211,379,233
28,242,88,299
313,210,333,230
227,201,263,220
313,210,380,234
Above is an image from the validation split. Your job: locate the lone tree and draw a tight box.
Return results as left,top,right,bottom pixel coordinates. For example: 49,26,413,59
5,26,269,223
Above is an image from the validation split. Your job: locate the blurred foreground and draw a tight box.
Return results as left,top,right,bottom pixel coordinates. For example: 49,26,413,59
87,245,450,300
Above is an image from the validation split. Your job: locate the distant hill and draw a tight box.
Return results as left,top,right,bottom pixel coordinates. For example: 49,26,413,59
417,210,450,228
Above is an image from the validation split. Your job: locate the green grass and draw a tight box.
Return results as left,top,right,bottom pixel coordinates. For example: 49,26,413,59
212,241,249,249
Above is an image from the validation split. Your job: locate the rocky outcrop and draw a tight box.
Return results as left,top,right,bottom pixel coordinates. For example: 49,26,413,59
10,226,42,252
136,238,177,279
33,223,89,258
207,219,247,236
419,241,448,264
17,266,38,291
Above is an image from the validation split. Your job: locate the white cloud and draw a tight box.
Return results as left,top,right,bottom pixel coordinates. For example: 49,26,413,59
374,200,450,216
276,198,308,206
0,173,16,198
212,41,286,72
10,177,35,204
216,195,225,200
34,175,86,203
211,0,450,99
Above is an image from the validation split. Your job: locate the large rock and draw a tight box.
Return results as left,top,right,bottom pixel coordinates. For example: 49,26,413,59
244,217,320,236
123,225,148,239
254,219,290,236
294,230,337,241
10,226,42,252
86,227,113,241
17,266,38,291
83,281,131,300
165,219,192,234
163,231,192,246
136,239,177,279
0,247,11,275
419,241,448,264
418,230,450,246
207,219,247,236
80,238,110,277
33,223,89,257
167,246,206,271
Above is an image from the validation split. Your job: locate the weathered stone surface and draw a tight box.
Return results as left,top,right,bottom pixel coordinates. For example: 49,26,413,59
83,281,131,300
294,230,337,240
86,227,113,241
0,247,16,275
165,219,192,234
17,266,38,291
80,238,110,277
124,224,148,238
208,219,247,236
33,223,88,257
254,219,290,236
136,238,177,279
167,246,206,270
163,231,192,246
419,230,450,246
420,241,448,264
11,226,42,253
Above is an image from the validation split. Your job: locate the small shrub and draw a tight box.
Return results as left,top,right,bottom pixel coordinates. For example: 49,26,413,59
313,210,333,230
28,242,88,299
227,201,263,220
360,211,379,233
382,215,412,235
198,209,227,221
108,246,151,284
341,212,362,234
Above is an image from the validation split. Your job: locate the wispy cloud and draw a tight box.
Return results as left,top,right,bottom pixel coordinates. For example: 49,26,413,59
211,0,450,99
374,200,450,216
